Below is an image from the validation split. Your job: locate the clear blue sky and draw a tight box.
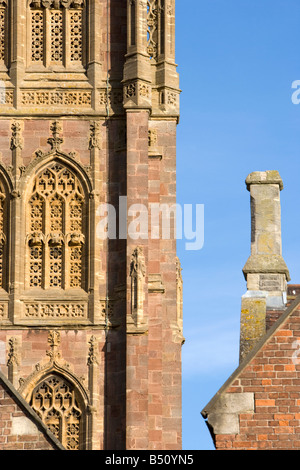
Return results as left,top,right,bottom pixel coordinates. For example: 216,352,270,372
176,0,300,450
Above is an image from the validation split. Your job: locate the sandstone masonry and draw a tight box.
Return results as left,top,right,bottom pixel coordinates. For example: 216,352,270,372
0,0,182,450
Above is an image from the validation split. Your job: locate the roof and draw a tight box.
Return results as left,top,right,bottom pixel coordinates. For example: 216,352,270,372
0,370,65,450
201,293,300,419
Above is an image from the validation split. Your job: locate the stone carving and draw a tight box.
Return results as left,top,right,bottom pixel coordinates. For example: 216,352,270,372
99,89,123,108
130,247,146,326
50,10,63,63
167,91,177,106
31,10,44,62
88,121,101,150
87,336,99,366
30,374,83,449
24,303,86,319
10,121,23,151
148,129,157,148
124,80,152,105
21,90,91,107
30,0,84,7
147,0,158,58
0,303,6,318
0,90,13,106
47,120,63,150
30,0,85,67
18,329,89,450
125,83,136,99
7,337,19,367
147,0,165,59
27,161,86,289
70,9,83,62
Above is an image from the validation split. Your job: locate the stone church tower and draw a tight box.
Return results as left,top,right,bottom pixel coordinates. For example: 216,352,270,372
0,0,182,450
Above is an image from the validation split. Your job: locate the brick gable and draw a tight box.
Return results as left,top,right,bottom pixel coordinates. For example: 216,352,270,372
202,296,300,450
0,371,64,450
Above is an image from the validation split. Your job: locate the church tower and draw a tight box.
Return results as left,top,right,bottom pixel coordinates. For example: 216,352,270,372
0,0,182,450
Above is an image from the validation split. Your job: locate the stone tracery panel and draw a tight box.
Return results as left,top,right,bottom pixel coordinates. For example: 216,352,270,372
147,0,164,59
29,0,85,67
27,161,86,290
31,9,44,62
30,374,84,450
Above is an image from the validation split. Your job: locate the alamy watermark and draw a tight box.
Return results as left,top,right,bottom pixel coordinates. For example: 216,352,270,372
96,197,204,251
291,80,300,104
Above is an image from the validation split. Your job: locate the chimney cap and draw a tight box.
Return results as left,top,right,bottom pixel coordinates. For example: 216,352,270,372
245,171,283,191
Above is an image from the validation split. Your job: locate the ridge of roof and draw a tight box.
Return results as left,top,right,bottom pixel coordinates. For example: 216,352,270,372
201,292,300,419
0,370,65,450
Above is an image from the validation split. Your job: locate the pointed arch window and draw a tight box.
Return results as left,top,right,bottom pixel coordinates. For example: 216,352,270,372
29,0,86,68
30,374,86,450
27,161,87,290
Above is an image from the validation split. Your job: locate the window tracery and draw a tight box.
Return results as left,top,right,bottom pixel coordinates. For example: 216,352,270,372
27,161,86,290
29,0,85,67
30,374,84,450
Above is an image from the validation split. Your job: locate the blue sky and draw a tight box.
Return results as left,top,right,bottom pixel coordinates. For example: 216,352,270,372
176,0,300,450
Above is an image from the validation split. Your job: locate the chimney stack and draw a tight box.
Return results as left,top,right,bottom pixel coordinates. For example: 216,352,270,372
240,171,290,361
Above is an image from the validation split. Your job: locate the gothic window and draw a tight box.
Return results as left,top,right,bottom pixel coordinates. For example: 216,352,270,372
30,374,85,450
29,0,86,68
27,161,86,290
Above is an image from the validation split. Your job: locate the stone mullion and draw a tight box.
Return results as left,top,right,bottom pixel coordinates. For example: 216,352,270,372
45,7,51,67
44,198,50,290
64,7,70,69
64,199,70,290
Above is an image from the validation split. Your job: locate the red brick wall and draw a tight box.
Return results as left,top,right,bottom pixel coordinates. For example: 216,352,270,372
214,304,300,450
0,382,56,450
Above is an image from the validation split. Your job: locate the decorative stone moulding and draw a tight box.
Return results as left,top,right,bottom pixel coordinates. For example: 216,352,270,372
123,80,152,109
23,302,88,321
21,90,92,107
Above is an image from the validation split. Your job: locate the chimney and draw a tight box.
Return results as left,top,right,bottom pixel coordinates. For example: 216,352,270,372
240,171,290,362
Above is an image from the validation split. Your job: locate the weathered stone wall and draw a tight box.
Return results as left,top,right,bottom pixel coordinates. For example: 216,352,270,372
240,171,290,361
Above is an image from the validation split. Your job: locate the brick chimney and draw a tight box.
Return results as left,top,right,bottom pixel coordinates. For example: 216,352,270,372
240,171,290,362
